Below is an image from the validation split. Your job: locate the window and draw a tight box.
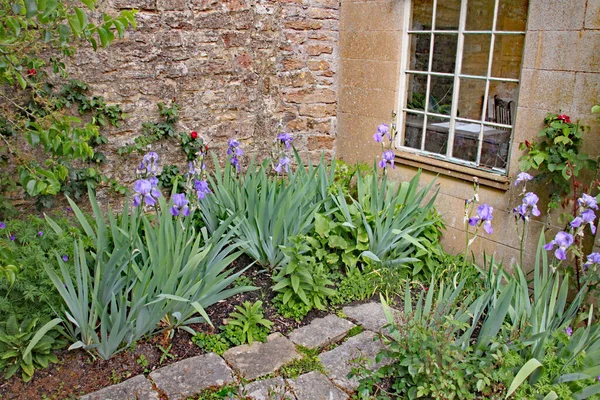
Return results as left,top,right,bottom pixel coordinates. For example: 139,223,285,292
396,0,528,174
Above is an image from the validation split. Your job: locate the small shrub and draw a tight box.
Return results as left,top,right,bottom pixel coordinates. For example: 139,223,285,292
221,301,273,346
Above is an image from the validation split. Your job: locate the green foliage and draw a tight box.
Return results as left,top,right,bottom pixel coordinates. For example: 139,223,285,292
407,93,452,115
0,315,65,382
118,102,180,155
45,189,253,359
519,113,598,209
180,131,207,162
279,346,324,379
272,236,336,320
232,275,253,288
0,0,135,209
200,153,334,270
191,332,230,356
157,164,182,190
347,325,364,338
0,214,86,320
190,385,244,400
272,293,313,322
221,301,273,346
505,332,599,399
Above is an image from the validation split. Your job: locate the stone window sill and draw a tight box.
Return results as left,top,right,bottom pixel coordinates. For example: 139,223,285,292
395,152,511,191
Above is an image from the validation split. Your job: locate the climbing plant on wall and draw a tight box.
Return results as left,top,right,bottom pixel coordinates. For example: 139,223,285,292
0,0,136,214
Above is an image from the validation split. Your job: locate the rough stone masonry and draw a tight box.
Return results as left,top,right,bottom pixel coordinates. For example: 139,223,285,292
71,0,339,182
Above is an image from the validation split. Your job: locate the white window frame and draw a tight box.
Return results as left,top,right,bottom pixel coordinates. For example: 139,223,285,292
395,0,527,175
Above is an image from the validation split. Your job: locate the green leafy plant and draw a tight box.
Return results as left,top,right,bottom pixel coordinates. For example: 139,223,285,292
0,1,136,209
200,153,335,271
0,315,65,382
272,293,313,322
272,236,336,320
191,332,230,356
157,164,181,190
45,189,253,359
221,301,273,346
118,101,180,155
519,113,598,210
0,215,86,320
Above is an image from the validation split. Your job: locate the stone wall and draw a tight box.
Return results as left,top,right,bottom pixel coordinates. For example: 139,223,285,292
338,0,600,268
71,0,339,182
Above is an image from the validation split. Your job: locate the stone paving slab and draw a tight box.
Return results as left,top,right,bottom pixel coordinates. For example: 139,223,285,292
288,315,356,349
288,371,349,400
319,330,390,391
244,377,293,400
223,333,301,380
80,374,158,400
149,353,234,400
342,302,389,332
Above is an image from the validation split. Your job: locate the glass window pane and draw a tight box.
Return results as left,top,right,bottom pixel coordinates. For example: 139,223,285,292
412,0,434,30
461,34,491,76
408,34,431,72
436,0,461,30
458,78,486,121
452,123,482,162
497,0,529,31
466,0,495,31
403,112,425,150
485,81,518,125
491,34,524,79
480,124,511,170
406,73,429,111
425,116,451,155
429,75,454,115
431,34,458,73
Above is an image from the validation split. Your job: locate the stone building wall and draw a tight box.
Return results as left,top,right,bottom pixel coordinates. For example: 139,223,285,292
71,0,339,183
338,0,600,268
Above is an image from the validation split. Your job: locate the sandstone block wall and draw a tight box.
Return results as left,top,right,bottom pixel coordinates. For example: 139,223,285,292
72,0,339,182
338,0,600,268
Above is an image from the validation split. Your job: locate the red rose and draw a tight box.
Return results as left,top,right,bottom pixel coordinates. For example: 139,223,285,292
26,68,36,76
558,114,571,123
190,131,198,140
525,140,532,148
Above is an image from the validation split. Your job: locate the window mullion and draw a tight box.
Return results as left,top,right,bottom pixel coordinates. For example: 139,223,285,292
421,0,437,152
445,0,468,159
476,0,501,166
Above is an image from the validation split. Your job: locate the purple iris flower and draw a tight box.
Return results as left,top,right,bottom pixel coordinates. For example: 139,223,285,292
378,150,395,169
571,209,597,234
139,152,159,175
583,252,600,270
514,192,541,220
514,172,533,186
373,124,390,143
578,193,598,211
170,193,190,217
133,179,161,207
544,231,574,261
227,139,243,171
62,255,69,262
277,133,293,149
0,222,5,229
37,231,43,237
9,234,15,241
469,204,494,234
565,326,573,336
275,157,291,173
194,179,211,200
